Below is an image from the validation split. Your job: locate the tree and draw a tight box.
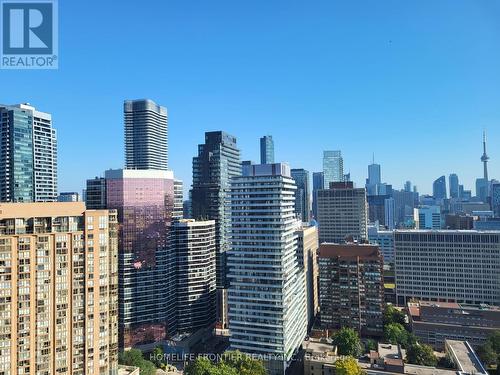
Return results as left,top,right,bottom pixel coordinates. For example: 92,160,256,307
185,352,267,375
221,351,267,375
383,323,408,346
406,343,437,367
364,339,378,353
119,349,156,375
332,327,362,357
383,305,406,326
477,341,499,367
476,331,500,370
150,346,164,368
335,356,366,375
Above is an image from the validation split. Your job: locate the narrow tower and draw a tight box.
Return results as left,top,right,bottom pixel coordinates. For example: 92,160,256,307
481,130,489,181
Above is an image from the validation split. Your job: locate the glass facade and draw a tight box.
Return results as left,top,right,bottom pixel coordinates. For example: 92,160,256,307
105,169,175,348
0,104,57,203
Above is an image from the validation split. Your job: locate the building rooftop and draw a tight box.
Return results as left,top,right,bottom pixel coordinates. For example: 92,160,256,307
117,365,140,375
0,202,87,219
408,301,500,316
445,340,488,375
319,243,380,258
377,343,405,362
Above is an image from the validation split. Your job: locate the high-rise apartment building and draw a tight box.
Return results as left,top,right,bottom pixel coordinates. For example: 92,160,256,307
317,181,368,244
319,243,384,336
394,230,500,306
228,163,307,375
85,177,107,209
323,150,343,187
296,225,319,330
0,103,57,202
260,135,274,164
449,174,459,199
0,202,118,375
312,172,324,220
172,219,216,334
124,99,168,171
105,168,176,348
291,168,310,222
433,175,447,200
191,131,241,290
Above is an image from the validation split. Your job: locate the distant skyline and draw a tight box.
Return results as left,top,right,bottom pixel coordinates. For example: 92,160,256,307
1,1,499,196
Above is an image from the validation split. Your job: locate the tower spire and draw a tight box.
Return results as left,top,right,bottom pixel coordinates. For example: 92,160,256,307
481,130,489,181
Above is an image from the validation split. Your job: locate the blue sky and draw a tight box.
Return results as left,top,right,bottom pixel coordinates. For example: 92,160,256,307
2,0,500,196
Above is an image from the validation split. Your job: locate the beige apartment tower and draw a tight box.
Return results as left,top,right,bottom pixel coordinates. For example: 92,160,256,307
0,202,119,375
317,181,368,244
296,225,319,330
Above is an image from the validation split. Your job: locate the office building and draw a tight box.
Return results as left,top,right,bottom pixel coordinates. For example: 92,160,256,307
228,163,307,375
191,131,241,330
191,131,241,289
476,178,489,203
85,177,107,209
385,197,395,230
296,225,319,330
366,157,383,196
105,168,176,348
173,179,184,220
414,205,441,229
260,135,274,164
319,243,384,335
0,202,118,375
444,214,474,230
291,168,311,222
124,99,168,170
323,150,343,187
0,103,57,202
449,174,459,199
394,230,500,306
408,301,500,350
492,182,500,216
404,181,412,193
392,189,419,226
57,191,79,202
367,194,389,225
433,175,447,200
312,172,324,220
172,219,216,334
317,181,368,244
368,224,395,263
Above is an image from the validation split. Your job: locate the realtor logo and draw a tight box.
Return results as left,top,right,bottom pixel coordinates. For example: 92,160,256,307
1,0,58,69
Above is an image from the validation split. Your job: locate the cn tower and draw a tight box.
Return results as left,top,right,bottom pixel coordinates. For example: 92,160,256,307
481,130,489,181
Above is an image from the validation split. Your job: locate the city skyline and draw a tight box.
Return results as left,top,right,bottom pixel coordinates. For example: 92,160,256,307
1,1,499,197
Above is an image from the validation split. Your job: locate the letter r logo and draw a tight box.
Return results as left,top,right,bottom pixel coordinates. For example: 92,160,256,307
2,2,53,54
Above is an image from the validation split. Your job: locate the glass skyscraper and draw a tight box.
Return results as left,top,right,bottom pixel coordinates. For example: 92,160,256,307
124,99,168,170
433,175,447,200
312,171,324,220
191,131,241,328
0,104,57,202
191,131,241,289
291,168,310,222
105,168,176,348
323,150,343,188
260,135,274,164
